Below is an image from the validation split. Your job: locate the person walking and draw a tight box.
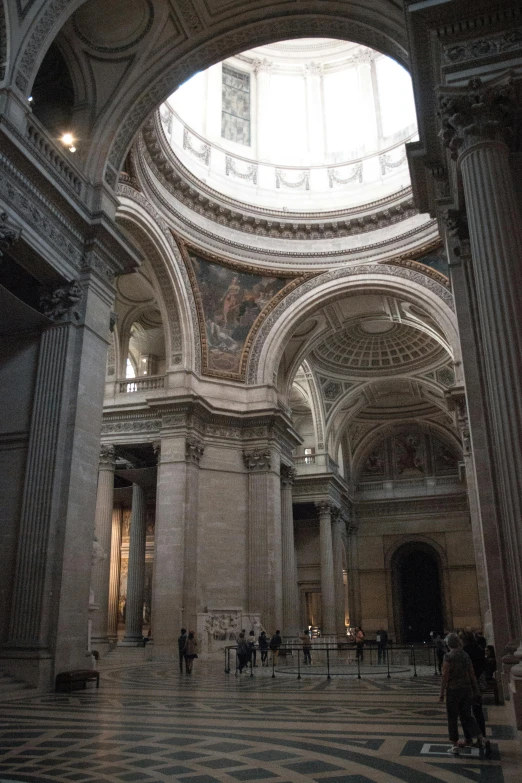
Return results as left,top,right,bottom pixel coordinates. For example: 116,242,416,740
376,628,388,664
355,627,365,662
439,632,490,756
258,630,269,666
183,630,198,674
236,631,250,674
177,628,187,674
248,630,257,667
434,633,445,675
462,630,487,739
270,630,282,665
301,629,312,665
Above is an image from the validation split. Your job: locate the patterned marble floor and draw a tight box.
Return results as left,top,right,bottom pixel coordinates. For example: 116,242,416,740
0,653,520,783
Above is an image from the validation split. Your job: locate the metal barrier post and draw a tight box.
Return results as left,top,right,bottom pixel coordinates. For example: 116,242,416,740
326,646,331,680
357,649,361,679
387,645,391,678
412,645,418,677
272,651,276,678
433,645,438,677
370,644,373,666
225,647,230,674
250,654,254,677
297,648,301,680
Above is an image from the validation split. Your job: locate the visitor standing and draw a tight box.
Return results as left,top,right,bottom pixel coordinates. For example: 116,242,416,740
434,633,445,675
355,627,365,662
301,629,312,664
177,627,187,674
248,630,257,667
439,633,490,756
462,630,487,738
270,630,282,665
376,628,388,664
258,630,269,666
183,630,198,674
236,631,250,674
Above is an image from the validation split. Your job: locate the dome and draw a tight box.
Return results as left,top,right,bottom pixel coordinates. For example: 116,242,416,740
160,39,418,213
311,320,447,375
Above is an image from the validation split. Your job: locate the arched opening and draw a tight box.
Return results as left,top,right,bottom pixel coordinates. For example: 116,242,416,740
393,544,444,644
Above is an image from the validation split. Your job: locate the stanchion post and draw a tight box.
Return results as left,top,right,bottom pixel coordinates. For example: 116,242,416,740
297,647,301,680
326,646,331,680
433,645,438,677
225,647,230,674
272,651,276,678
357,649,361,679
412,646,417,677
387,644,391,678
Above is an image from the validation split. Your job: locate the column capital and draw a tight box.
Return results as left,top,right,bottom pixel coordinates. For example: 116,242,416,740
0,212,21,256
99,444,116,468
315,500,339,517
280,464,296,486
40,280,83,323
304,61,323,77
439,76,516,159
185,437,204,465
253,58,273,75
243,448,271,472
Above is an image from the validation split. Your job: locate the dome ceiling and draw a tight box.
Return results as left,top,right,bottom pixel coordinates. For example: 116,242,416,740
311,320,447,375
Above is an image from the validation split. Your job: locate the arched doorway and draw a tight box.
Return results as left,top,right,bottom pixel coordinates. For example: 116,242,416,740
393,544,444,643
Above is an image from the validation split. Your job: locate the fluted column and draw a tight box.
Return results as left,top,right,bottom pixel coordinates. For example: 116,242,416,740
316,501,337,635
182,437,204,633
107,504,123,643
244,449,282,631
346,522,361,629
440,76,522,660
253,59,273,160
90,445,116,651
280,465,299,637
304,62,325,161
6,320,74,649
332,511,347,637
121,483,147,645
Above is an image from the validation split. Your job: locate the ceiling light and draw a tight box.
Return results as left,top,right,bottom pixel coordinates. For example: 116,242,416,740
61,133,74,146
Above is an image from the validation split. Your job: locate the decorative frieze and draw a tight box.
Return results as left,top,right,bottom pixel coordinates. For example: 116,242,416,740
443,28,522,65
379,147,407,176
328,163,362,187
183,128,210,166
0,212,20,256
225,156,258,184
101,418,162,435
243,449,271,472
275,169,310,190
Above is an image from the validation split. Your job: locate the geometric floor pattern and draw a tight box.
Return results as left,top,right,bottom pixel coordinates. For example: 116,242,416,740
1,655,521,783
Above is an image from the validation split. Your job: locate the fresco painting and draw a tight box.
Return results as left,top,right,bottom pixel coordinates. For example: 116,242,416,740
416,250,449,278
189,253,289,375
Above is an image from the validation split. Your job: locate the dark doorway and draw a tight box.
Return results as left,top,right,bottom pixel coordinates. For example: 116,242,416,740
397,548,444,643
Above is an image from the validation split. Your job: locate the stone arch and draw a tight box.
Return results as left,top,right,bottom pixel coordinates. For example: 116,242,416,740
248,263,459,388
116,191,198,372
11,1,408,186
385,537,451,643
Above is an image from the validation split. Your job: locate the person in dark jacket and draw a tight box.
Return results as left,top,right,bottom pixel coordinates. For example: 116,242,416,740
376,628,388,664
270,630,282,665
258,631,269,666
177,628,187,673
236,631,250,674
183,631,198,674
462,631,487,738
248,630,257,667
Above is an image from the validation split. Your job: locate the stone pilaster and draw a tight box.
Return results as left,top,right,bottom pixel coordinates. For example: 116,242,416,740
243,448,282,632
304,62,325,161
440,76,522,662
107,504,123,643
346,521,360,630
90,445,116,652
280,465,299,637
332,511,347,637
253,58,273,160
120,483,147,645
316,501,337,635
182,437,204,633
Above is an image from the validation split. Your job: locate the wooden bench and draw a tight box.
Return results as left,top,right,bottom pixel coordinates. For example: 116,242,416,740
55,669,100,692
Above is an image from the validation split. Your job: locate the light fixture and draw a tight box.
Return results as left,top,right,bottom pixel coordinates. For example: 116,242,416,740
61,132,74,146
28,96,33,103
69,146,76,153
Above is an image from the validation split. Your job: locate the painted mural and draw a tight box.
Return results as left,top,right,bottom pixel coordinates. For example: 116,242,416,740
187,251,291,376
416,249,449,278
360,427,459,482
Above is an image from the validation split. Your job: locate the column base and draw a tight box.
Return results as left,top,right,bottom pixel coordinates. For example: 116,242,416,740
502,641,519,701
89,638,114,657
509,662,522,733
118,636,144,647
0,648,53,690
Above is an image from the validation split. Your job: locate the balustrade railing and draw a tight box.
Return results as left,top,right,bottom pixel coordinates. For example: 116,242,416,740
294,453,338,473
159,104,416,198
118,375,165,393
356,475,463,496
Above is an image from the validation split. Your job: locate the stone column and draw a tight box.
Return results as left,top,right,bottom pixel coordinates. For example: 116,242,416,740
355,50,378,151
253,58,273,160
440,76,522,660
316,501,337,636
182,437,204,633
280,465,299,637
120,483,147,645
107,504,123,643
346,522,361,629
90,445,116,652
332,511,347,637
304,62,325,161
244,448,282,632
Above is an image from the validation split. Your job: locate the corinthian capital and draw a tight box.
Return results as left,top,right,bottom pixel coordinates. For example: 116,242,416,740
280,464,297,486
40,280,83,323
315,500,339,518
439,76,516,158
253,58,273,75
0,213,20,257
185,437,204,465
99,444,116,467
243,449,271,472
